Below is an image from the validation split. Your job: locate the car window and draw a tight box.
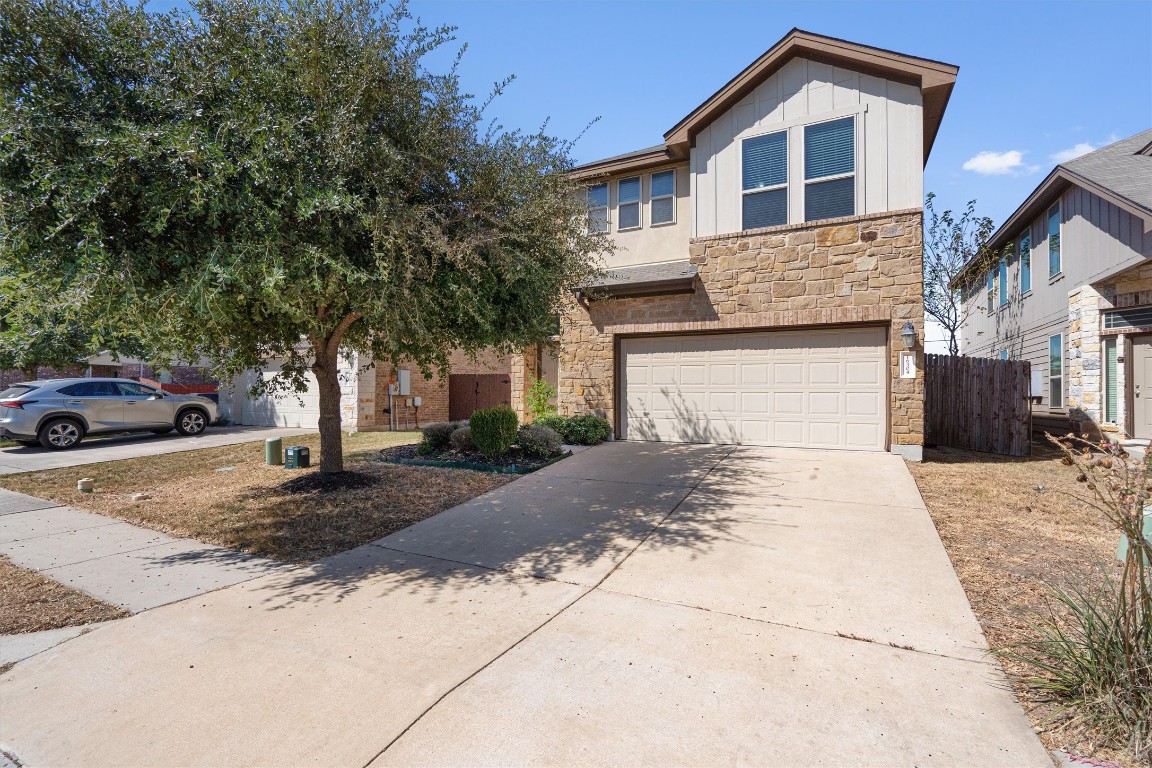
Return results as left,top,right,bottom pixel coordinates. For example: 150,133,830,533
59,382,120,397
115,382,159,397
0,385,37,399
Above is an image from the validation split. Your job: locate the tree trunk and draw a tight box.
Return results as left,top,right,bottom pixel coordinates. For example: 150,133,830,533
21,367,37,381
311,341,345,473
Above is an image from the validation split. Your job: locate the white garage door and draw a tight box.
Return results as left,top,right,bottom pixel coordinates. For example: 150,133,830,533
620,327,887,451
234,364,320,429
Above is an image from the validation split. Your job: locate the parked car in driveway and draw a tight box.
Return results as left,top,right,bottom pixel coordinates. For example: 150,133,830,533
0,378,218,450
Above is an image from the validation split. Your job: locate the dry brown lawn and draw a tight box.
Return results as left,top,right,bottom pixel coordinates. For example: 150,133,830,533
0,431,512,563
0,555,128,634
909,441,1133,766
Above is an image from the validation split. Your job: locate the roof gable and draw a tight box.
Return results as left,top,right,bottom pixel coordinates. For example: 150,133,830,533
663,29,958,163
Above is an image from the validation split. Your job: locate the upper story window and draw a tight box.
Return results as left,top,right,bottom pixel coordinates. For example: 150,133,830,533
986,270,995,313
1048,202,1061,277
998,258,1008,307
587,183,608,233
804,116,855,222
618,177,641,230
741,130,787,230
650,170,675,225
1019,229,1032,293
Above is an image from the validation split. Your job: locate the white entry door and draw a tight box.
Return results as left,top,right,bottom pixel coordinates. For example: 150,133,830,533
620,327,887,450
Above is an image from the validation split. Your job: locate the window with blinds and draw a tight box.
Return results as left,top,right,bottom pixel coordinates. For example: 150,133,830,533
618,177,641,230
650,170,675,225
804,117,855,221
587,184,608,233
1019,229,1032,293
1048,203,1061,277
741,131,787,230
999,259,1008,307
1104,337,1117,423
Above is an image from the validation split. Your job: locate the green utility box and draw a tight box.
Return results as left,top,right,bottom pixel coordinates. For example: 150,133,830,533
284,445,311,469
265,437,283,466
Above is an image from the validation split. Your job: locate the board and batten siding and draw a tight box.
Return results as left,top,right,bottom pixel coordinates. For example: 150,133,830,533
690,56,923,238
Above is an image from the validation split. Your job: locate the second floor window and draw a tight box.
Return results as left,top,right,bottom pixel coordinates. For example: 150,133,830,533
805,116,855,221
650,170,675,225
618,177,641,230
741,130,787,230
986,271,995,313
1048,202,1061,277
999,258,1008,307
1019,230,1032,293
587,184,608,233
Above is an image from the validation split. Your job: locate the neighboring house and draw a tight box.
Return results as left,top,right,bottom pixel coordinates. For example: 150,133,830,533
551,29,957,460
957,130,1152,441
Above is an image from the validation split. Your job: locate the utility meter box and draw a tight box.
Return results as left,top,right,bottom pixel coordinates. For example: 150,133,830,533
397,369,411,396
284,445,311,469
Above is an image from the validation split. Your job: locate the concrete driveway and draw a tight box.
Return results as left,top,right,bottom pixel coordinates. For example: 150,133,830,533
0,426,315,475
0,443,1048,767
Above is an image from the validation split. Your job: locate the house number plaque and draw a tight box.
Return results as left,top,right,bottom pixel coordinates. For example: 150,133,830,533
899,352,916,379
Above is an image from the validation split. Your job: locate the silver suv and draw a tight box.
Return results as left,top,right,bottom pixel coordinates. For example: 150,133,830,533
0,378,218,450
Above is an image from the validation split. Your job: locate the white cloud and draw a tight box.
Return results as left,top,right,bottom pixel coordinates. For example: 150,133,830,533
1050,142,1096,163
962,150,1025,175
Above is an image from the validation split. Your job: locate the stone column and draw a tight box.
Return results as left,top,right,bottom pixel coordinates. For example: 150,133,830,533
1067,286,1103,438
509,346,538,423
337,351,361,431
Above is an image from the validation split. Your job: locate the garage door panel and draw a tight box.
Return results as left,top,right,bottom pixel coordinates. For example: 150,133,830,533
621,328,886,451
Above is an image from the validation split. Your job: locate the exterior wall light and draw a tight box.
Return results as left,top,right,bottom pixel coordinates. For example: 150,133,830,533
900,321,917,350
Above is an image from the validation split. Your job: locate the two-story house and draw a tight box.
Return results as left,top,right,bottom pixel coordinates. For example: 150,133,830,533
958,130,1152,441
541,29,958,461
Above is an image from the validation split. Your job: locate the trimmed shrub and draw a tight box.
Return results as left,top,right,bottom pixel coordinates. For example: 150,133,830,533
421,421,458,451
469,406,519,458
533,414,569,436
450,426,475,453
517,425,563,458
563,413,612,445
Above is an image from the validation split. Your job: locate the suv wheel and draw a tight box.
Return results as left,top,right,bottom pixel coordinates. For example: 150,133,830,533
175,409,208,436
38,418,84,450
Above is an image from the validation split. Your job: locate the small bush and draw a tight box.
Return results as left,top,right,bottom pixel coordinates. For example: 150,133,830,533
450,426,475,453
416,440,435,456
517,425,563,458
533,414,569,436
563,413,612,445
469,406,519,458
421,421,459,451
525,376,557,420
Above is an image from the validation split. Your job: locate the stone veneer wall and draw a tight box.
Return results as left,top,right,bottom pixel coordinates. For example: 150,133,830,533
557,209,925,455
1067,285,1104,438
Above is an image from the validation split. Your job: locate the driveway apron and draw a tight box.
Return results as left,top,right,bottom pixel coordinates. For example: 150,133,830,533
0,443,1049,767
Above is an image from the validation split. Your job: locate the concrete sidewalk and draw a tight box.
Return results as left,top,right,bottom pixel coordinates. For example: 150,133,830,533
0,426,315,475
0,488,284,663
0,443,1049,767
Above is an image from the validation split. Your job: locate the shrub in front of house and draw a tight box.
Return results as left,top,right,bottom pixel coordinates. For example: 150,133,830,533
449,426,475,453
469,406,519,458
517,425,562,458
421,421,460,452
561,413,612,445
532,414,569,436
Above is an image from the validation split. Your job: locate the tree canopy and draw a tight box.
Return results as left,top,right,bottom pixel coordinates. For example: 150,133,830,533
0,0,605,470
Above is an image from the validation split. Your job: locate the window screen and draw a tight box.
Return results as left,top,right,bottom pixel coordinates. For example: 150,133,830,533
804,117,854,221
650,170,675,225
618,177,641,230
587,184,608,233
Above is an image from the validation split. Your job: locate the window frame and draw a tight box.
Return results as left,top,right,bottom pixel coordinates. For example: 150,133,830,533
987,270,996,314
649,170,676,226
1048,202,1062,278
616,176,642,232
998,258,1009,308
586,183,609,234
1049,333,1065,409
803,115,856,223
1019,228,1032,294
740,129,789,231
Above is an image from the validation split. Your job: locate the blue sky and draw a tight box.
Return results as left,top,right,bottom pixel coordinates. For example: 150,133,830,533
147,0,1151,230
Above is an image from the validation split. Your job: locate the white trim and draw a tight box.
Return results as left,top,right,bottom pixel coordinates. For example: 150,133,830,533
802,114,857,222
649,169,676,226
617,176,642,232
739,128,788,230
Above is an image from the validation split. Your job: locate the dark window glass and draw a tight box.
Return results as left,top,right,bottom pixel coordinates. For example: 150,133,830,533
742,188,788,230
804,177,854,221
742,132,787,190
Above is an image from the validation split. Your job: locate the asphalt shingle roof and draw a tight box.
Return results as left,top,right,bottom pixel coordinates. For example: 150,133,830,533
583,260,698,288
1061,129,1152,213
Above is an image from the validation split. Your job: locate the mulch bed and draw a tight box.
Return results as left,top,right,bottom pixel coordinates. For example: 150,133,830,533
0,555,128,634
379,444,563,473
278,471,379,495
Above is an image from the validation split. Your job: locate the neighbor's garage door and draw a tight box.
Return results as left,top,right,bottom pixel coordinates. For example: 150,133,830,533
620,327,887,450
234,364,320,429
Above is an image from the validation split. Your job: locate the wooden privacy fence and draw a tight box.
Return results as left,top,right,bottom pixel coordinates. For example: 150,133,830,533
925,354,1032,456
